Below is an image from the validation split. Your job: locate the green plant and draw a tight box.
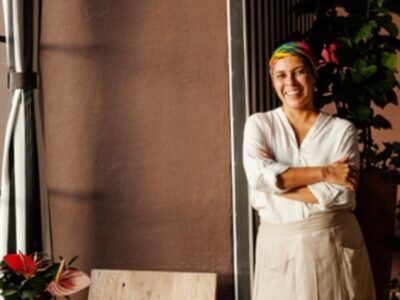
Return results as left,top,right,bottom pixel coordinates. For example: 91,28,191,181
291,0,400,173
0,252,90,300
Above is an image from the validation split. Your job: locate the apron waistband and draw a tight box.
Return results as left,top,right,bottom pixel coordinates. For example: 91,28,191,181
259,210,355,235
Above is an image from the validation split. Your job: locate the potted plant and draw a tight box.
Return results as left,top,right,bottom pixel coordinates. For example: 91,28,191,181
290,0,400,299
0,252,91,300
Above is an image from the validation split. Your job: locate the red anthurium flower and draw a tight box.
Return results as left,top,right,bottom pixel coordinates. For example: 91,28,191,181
321,43,339,64
45,260,91,297
3,253,36,278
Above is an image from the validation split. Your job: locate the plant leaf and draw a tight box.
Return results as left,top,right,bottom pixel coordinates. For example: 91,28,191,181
2,289,18,296
381,52,397,71
372,71,397,90
354,20,378,43
67,256,79,267
360,65,378,79
357,106,373,120
384,21,398,37
385,89,398,105
353,58,367,71
372,93,388,108
338,36,352,48
376,0,385,8
21,289,33,299
376,35,400,49
373,114,392,129
376,14,399,37
383,0,400,16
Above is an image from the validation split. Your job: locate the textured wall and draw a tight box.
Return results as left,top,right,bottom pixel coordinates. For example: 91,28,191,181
40,1,233,299
388,14,400,281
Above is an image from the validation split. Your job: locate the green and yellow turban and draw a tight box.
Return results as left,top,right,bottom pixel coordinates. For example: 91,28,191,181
269,41,318,78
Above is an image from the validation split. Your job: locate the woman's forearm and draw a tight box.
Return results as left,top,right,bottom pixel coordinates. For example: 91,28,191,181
277,167,324,190
280,186,318,204
276,157,358,192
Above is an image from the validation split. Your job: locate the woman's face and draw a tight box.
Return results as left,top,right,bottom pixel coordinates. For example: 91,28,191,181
270,55,315,111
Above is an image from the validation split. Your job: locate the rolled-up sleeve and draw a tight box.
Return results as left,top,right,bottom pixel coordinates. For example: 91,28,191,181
243,116,290,194
308,123,359,209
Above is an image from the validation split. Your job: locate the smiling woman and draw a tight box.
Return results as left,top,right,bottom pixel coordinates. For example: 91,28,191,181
269,42,316,112
270,56,314,111
243,41,376,300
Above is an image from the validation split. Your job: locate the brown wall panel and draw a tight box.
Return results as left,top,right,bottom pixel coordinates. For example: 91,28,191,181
40,1,232,299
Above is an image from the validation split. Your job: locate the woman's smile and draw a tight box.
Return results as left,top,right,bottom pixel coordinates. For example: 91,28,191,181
284,89,302,97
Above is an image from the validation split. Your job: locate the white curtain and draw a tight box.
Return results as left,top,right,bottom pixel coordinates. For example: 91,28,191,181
0,0,51,256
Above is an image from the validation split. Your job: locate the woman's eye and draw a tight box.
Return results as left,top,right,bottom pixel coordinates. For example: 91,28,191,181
296,69,306,75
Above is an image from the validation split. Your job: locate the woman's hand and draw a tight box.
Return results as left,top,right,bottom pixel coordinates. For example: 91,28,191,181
323,156,359,191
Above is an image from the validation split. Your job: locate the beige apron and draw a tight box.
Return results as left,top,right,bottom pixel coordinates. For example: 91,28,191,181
253,210,375,300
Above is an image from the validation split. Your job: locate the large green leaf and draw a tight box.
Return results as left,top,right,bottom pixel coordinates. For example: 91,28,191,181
354,20,378,43
68,255,79,267
2,289,18,297
371,71,398,90
376,0,385,8
376,36,400,49
350,59,377,82
376,14,399,37
371,88,397,108
373,114,392,129
381,52,397,71
21,289,33,300
385,89,398,105
352,58,367,70
372,94,388,108
357,106,373,120
383,21,398,37
376,14,391,24
0,261,8,268
360,65,378,79
31,277,47,294
337,36,352,48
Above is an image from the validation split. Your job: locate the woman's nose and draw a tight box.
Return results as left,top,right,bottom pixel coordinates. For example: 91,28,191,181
285,73,297,84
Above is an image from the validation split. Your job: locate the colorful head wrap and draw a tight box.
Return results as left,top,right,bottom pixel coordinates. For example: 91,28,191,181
269,41,318,78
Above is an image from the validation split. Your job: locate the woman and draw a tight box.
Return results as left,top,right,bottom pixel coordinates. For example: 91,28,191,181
243,42,375,300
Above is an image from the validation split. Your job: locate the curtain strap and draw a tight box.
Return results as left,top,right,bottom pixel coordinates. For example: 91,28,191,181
7,72,37,90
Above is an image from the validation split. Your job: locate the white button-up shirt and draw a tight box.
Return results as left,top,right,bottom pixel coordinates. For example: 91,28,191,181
243,107,359,223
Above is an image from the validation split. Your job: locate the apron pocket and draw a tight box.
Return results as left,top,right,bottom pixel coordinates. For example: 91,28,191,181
264,256,293,272
262,255,295,299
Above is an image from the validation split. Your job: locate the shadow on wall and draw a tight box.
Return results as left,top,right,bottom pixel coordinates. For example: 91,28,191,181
40,0,232,300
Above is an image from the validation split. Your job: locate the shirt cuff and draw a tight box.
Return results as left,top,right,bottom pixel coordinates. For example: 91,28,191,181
308,182,341,209
261,162,290,194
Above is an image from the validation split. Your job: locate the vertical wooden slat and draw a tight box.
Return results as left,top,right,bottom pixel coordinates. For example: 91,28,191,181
256,0,264,112
247,0,256,114
246,0,313,114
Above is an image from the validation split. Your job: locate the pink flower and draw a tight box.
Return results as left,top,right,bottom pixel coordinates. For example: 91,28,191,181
321,43,339,64
3,253,36,278
45,260,91,297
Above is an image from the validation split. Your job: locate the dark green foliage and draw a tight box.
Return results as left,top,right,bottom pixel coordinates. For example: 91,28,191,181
0,261,58,300
292,0,400,173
